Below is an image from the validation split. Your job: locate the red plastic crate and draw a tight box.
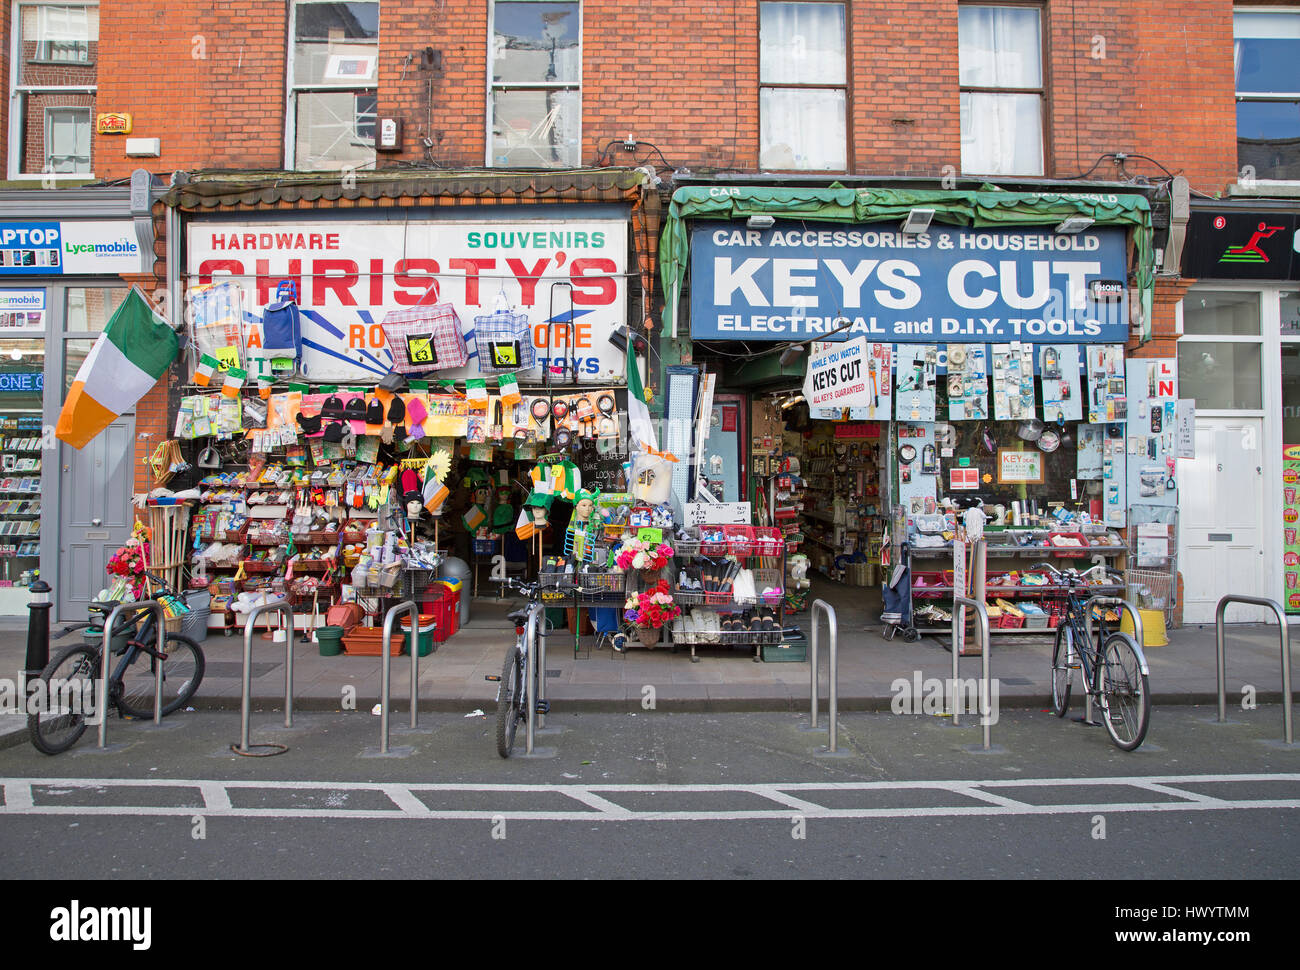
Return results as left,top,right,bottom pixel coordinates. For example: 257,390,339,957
724,525,755,555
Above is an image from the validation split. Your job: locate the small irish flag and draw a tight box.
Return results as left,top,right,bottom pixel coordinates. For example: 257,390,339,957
221,367,247,398
194,354,219,386
56,288,179,450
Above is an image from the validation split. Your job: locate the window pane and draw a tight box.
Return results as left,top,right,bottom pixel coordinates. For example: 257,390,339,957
960,91,1042,175
760,3,845,85
18,92,95,175
64,287,126,333
292,1,378,86
294,90,377,171
64,338,96,398
760,88,846,170
1234,12,1300,94
0,289,46,330
0,339,46,409
1178,341,1262,410
1182,290,1260,336
491,89,580,167
493,2,580,85
1285,345,1300,444
1283,291,1300,336
1237,100,1300,182
959,5,1041,88
18,4,99,86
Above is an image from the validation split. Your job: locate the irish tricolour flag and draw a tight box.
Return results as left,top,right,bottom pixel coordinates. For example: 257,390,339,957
56,288,179,450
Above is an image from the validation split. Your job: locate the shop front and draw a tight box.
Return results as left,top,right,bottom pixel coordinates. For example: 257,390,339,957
0,182,157,619
661,184,1171,639
1178,202,1300,621
156,169,667,643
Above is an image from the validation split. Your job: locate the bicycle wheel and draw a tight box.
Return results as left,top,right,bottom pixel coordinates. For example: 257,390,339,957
1050,624,1073,717
1099,633,1150,751
495,645,525,759
28,645,100,755
116,634,205,719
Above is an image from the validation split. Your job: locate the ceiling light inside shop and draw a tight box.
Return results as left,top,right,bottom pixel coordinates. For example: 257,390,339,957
900,208,934,235
780,394,804,410
8,350,21,360
1055,215,1095,234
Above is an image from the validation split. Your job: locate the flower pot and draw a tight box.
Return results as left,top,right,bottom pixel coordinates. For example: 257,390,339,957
639,568,662,586
637,626,662,648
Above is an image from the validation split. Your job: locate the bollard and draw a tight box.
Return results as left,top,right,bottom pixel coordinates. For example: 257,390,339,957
524,609,539,755
808,599,839,752
23,579,52,685
949,595,992,748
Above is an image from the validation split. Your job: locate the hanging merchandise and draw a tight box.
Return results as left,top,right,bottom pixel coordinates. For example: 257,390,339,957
1086,344,1127,423
893,344,938,422
564,487,602,561
946,344,988,421
188,280,245,378
220,366,247,398
491,485,515,535
261,280,303,376
379,290,469,374
990,343,1036,421
896,422,937,515
473,308,535,374
629,448,677,504
865,342,893,420
465,379,489,408
498,372,522,406
1039,344,1083,422
194,354,219,387
1076,423,1104,479
1126,358,1178,507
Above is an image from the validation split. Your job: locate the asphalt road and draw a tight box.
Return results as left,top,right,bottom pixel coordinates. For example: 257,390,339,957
2,698,1298,881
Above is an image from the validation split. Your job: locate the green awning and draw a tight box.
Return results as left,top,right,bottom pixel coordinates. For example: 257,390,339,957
658,184,1155,341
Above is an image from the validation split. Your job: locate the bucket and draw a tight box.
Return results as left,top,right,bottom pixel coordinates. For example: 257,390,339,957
1120,608,1168,647
400,614,437,657
316,625,345,657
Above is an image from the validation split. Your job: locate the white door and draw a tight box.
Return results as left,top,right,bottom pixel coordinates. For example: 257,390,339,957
1179,418,1265,624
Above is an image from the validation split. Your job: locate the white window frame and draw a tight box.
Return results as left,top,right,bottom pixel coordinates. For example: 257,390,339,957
957,2,1046,178
7,0,97,181
284,0,380,172
1233,6,1300,188
485,0,583,169
757,0,848,173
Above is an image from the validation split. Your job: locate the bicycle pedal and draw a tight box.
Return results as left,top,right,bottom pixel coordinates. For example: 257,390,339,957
535,700,550,715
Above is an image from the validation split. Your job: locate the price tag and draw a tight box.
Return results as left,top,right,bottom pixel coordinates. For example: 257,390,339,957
213,345,240,371
637,527,664,545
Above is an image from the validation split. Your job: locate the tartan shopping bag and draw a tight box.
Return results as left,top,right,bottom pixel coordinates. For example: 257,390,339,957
380,294,469,374
472,308,535,374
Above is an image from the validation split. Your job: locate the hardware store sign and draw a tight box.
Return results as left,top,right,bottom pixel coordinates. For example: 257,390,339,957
189,219,627,383
690,223,1128,343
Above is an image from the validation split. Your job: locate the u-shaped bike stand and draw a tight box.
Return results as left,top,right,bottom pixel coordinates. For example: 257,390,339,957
231,600,296,757
1215,594,1293,745
96,600,166,749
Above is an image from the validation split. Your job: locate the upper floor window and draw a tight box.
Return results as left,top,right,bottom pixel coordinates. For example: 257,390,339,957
489,1,581,167
9,3,98,178
288,1,379,172
759,2,846,171
958,4,1043,176
1235,10,1300,182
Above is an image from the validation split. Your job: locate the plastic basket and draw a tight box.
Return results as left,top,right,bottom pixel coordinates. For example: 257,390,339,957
753,527,783,557
724,525,755,556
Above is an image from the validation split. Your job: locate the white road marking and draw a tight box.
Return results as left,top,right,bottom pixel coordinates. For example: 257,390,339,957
2,774,1297,823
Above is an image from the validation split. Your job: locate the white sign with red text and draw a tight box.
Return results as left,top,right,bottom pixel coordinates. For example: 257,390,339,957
186,218,628,383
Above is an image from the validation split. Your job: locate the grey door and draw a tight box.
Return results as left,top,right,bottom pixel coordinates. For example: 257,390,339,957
58,416,135,618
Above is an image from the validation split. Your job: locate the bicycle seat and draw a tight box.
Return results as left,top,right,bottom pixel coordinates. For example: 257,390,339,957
507,608,530,625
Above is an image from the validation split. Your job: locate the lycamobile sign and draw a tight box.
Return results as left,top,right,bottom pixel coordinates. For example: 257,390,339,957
689,223,1129,343
0,221,142,275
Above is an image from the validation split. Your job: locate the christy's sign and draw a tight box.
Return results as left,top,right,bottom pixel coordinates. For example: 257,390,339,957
690,223,1129,343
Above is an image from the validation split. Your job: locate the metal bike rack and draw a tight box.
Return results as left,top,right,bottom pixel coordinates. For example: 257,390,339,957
808,599,840,753
97,600,166,749
1083,595,1149,726
232,600,296,757
948,595,993,749
1216,594,1293,744
536,607,549,732
379,600,420,755
523,608,544,755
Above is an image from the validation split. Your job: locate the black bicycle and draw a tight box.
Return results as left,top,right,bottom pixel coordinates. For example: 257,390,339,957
28,571,206,755
1039,562,1151,751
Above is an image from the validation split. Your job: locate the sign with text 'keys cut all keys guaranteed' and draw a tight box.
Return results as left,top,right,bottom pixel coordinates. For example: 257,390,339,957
689,223,1130,343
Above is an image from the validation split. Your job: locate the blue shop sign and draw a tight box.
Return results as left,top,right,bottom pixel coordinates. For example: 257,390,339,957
0,371,43,393
689,223,1130,343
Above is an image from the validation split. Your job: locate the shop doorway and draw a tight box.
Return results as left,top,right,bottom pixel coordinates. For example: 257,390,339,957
1178,417,1265,624
57,416,134,619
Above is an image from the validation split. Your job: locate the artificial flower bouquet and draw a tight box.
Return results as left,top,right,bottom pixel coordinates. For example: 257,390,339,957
614,536,673,573
623,580,681,630
106,522,152,598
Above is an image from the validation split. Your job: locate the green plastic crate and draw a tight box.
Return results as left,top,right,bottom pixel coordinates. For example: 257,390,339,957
761,641,807,663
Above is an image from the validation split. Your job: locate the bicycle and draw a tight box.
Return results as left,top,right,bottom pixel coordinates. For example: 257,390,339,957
1038,561,1151,751
28,571,206,756
487,575,601,758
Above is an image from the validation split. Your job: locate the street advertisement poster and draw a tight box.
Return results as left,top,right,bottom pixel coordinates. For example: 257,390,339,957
990,343,1036,421
1039,343,1083,422
1076,423,1103,479
893,344,937,422
0,220,143,275
1085,344,1127,423
946,343,988,421
1284,445,1300,613
689,223,1129,342
188,219,628,384
1125,358,1178,509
